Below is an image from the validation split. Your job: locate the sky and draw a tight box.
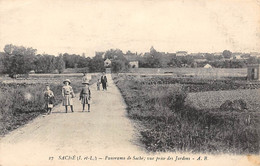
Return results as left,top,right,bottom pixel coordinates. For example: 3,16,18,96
0,0,260,57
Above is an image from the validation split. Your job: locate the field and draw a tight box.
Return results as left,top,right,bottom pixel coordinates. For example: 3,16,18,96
112,74,260,154
186,89,260,111
0,73,99,136
128,67,247,78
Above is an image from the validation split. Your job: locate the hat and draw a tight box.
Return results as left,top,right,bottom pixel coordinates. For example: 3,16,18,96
63,79,71,84
82,80,89,84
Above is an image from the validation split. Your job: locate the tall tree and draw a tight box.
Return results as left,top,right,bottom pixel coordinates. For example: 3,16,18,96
2,44,37,77
55,55,65,73
223,50,232,59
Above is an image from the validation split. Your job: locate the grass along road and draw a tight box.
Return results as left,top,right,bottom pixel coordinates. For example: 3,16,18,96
0,74,144,166
0,74,257,166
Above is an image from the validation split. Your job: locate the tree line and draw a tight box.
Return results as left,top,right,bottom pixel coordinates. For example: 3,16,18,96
137,48,259,68
0,44,129,77
0,44,259,77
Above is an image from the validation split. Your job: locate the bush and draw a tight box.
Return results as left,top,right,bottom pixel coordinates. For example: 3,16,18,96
220,99,248,112
111,59,129,73
113,74,260,154
0,73,99,136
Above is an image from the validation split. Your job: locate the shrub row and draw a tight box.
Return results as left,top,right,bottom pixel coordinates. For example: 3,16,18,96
118,75,260,92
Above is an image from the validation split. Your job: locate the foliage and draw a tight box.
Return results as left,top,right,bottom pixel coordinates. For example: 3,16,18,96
89,55,105,72
0,74,98,136
129,76,259,92
55,55,65,74
1,44,259,77
1,45,36,77
186,89,260,112
104,49,124,60
247,56,258,64
0,83,61,135
223,50,232,59
113,74,260,154
34,54,56,73
62,53,90,68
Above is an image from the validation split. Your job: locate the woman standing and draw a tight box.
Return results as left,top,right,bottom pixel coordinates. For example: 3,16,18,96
62,79,75,113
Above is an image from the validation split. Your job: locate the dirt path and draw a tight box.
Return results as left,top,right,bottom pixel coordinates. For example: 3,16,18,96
0,74,255,166
0,74,145,166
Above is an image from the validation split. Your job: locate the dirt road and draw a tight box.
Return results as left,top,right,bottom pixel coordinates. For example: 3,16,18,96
0,74,255,166
0,74,145,166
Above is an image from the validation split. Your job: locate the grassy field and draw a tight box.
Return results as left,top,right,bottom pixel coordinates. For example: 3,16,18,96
0,73,99,136
186,89,260,111
113,74,260,154
128,67,247,78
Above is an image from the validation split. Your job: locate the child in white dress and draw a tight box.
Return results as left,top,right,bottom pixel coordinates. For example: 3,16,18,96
62,79,75,113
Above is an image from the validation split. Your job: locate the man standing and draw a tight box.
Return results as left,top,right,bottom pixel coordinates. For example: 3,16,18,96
101,72,107,90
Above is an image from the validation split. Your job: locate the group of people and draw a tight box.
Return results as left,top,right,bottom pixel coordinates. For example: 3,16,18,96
43,72,108,114
97,72,108,91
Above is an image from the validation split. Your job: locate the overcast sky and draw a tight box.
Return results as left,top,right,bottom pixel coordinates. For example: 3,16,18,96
0,0,259,56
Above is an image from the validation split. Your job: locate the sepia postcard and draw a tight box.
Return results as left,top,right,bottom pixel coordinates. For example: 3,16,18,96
0,0,259,166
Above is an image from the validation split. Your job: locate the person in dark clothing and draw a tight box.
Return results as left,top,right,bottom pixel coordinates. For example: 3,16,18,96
79,80,91,112
101,72,107,90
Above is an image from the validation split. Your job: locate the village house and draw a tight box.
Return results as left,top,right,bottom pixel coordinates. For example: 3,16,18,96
232,53,251,60
213,52,222,56
204,64,213,68
124,54,139,68
194,59,207,63
95,51,105,58
176,51,188,56
232,52,243,59
250,52,260,57
104,58,112,67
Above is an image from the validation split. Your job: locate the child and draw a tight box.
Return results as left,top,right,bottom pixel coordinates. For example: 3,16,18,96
44,84,55,114
62,79,75,113
97,79,101,91
82,73,88,83
79,80,91,112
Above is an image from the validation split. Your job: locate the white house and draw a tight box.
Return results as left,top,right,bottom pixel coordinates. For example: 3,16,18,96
250,52,260,57
124,55,139,68
104,58,112,67
204,64,213,68
176,51,188,56
129,61,139,68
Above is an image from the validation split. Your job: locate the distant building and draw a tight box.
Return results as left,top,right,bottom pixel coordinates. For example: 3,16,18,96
233,53,250,60
104,58,111,67
196,53,207,57
194,59,207,62
95,51,105,58
129,61,139,68
232,52,242,59
204,64,213,68
101,53,106,59
247,64,260,80
29,70,35,74
250,52,260,57
213,52,222,56
124,55,139,68
176,51,188,56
